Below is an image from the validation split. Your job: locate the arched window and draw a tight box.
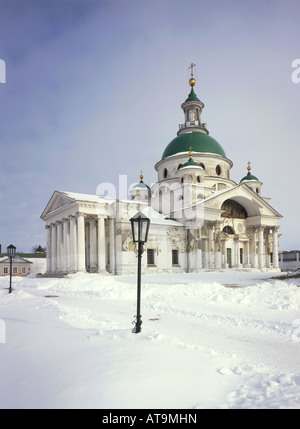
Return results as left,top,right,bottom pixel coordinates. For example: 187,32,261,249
223,226,235,234
199,163,205,170
216,165,221,176
163,168,168,179
197,175,201,183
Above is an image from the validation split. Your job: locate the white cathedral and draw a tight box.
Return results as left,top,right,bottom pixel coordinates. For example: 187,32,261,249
41,71,282,276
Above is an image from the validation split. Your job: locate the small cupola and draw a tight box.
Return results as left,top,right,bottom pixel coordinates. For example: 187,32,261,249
176,147,205,184
240,162,262,195
129,172,151,202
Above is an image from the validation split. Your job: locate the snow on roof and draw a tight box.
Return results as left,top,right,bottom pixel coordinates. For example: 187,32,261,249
0,256,33,264
58,191,114,203
141,206,184,226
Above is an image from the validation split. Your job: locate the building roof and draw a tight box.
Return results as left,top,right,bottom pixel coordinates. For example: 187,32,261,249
162,132,226,160
133,180,150,190
185,87,200,102
240,171,260,182
179,156,204,170
0,256,33,264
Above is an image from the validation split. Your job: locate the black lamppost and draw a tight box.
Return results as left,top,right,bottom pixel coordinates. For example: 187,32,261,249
130,211,150,333
7,244,16,294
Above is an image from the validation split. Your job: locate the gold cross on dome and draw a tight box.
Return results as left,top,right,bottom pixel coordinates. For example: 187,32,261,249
189,62,196,78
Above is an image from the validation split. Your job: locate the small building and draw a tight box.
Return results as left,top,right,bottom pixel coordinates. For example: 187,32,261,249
279,251,300,272
0,256,33,277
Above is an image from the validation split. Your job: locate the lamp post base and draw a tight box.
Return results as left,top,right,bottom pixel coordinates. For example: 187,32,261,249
132,315,142,333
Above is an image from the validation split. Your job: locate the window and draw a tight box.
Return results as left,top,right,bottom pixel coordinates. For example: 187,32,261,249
199,163,205,170
147,249,155,265
172,250,179,266
21,266,26,274
163,168,168,179
13,267,18,274
3,267,8,274
223,226,235,234
216,165,221,176
240,248,243,265
178,164,182,170
197,176,201,183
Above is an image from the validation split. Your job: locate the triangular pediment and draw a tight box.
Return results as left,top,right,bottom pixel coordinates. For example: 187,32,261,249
202,184,282,219
40,191,75,219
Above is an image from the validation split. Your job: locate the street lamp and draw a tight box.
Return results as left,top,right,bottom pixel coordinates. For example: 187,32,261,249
7,244,16,294
130,211,150,333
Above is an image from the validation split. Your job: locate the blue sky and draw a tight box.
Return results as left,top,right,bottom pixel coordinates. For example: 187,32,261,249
0,0,299,252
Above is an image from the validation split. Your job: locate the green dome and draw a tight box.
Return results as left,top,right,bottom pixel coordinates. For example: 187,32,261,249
162,132,226,160
133,180,150,190
185,87,200,102
240,171,260,182
179,157,203,169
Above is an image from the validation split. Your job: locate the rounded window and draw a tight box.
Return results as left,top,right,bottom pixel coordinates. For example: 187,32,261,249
178,164,182,170
199,163,205,170
223,226,235,234
216,165,221,176
197,176,201,183
163,168,168,178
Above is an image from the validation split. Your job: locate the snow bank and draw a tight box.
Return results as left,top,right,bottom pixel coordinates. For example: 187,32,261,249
0,270,300,409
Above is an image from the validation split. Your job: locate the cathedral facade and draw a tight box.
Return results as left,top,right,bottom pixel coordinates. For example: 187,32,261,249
41,74,282,275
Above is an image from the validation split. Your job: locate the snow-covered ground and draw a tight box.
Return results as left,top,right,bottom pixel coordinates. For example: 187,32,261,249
1,269,300,409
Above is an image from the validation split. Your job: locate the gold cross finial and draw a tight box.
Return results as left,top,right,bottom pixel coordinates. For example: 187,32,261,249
188,63,196,87
247,161,251,172
189,145,193,158
140,170,143,181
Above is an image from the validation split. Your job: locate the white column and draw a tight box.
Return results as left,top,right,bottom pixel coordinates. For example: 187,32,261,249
266,228,271,268
109,218,115,274
56,222,63,273
246,240,250,268
97,217,106,272
258,226,264,269
203,237,209,269
46,225,52,273
63,219,70,273
89,218,97,272
250,227,257,268
69,216,77,273
195,229,202,271
77,214,86,272
234,237,240,268
273,227,279,269
208,223,214,268
51,223,57,273
215,222,222,269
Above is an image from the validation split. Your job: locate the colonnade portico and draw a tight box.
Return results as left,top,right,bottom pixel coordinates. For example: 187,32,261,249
45,214,110,275
186,222,280,271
